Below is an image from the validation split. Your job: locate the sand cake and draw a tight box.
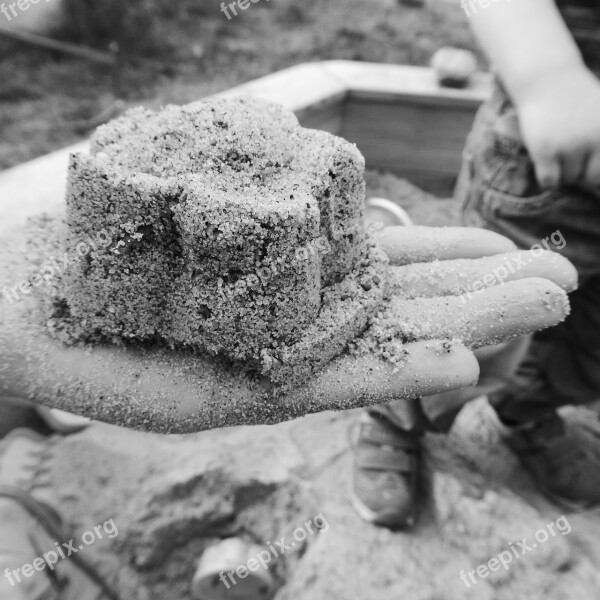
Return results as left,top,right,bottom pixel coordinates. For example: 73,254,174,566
46,97,388,385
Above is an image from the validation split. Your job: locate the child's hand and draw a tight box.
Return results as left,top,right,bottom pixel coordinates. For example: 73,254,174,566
516,67,600,189
466,0,600,188
0,227,576,433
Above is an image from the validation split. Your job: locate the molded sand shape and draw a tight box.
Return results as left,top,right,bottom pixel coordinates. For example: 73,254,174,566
44,97,388,386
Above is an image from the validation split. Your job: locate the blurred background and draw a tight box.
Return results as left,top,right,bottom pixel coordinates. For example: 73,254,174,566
0,0,481,170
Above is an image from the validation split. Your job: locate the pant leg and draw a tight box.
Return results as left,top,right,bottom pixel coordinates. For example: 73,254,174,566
421,337,531,431
367,397,432,434
458,82,600,424
491,276,600,423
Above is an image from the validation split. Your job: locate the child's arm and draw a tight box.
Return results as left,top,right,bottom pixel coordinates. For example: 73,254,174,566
468,0,600,189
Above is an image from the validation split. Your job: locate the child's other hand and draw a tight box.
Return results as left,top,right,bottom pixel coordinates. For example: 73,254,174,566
516,67,600,189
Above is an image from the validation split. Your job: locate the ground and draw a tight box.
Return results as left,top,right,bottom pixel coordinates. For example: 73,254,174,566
45,399,600,600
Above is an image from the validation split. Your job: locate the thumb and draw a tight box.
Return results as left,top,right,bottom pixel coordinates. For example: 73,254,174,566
532,150,562,190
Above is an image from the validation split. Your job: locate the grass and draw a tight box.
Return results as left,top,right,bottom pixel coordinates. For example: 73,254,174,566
0,0,481,170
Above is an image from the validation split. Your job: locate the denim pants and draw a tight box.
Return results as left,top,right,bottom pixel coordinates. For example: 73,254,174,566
370,83,600,433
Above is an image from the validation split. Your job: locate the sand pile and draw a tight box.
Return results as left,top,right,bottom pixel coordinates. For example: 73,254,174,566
43,97,388,384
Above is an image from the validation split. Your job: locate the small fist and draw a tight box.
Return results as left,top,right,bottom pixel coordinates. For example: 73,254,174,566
516,67,600,189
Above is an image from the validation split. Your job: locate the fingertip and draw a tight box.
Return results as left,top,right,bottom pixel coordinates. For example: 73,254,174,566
543,251,578,292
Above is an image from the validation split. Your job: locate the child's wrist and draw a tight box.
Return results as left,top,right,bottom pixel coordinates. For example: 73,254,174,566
510,59,589,108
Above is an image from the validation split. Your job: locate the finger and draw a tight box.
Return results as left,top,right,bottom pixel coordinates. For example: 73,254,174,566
388,249,578,299
376,226,517,266
533,151,561,190
283,339,479,410
377,277,569,349
583,151,600,187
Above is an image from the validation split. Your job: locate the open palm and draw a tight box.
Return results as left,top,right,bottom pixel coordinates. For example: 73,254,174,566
0,225,576,433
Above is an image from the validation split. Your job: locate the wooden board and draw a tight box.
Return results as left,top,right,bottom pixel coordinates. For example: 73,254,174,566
342,98,481,195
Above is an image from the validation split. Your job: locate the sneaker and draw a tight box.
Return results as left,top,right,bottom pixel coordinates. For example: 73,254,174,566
350,412,420,529
495,409,600,509
0,429,117,600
